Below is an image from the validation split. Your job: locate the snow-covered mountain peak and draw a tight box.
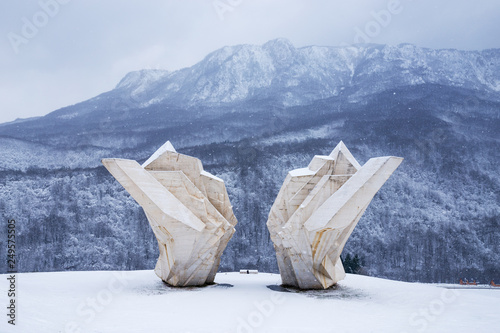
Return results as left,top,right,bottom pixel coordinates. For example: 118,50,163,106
115,69,170,90
263,37,294,48
69,40,500,116
263,38,296,58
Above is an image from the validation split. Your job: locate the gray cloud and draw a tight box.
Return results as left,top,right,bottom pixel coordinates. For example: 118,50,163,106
0,0,499,123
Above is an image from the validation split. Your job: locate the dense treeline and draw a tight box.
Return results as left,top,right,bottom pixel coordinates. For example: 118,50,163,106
0,132,498,283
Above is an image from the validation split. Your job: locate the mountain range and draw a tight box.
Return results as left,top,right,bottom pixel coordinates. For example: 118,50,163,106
0,39,499,283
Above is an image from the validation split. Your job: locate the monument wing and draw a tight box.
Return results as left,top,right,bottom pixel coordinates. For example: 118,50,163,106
267,141,403,289
102,141,237,287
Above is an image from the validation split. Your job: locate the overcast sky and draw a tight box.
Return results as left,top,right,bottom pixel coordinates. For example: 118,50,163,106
0,0,499,124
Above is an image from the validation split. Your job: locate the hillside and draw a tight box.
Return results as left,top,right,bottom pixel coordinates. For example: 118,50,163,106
0,39,499,283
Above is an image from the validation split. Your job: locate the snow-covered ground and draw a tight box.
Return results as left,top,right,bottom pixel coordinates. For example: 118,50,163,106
1,270,499,333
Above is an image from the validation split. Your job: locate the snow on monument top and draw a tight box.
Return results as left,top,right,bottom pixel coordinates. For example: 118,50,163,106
142,141,177,168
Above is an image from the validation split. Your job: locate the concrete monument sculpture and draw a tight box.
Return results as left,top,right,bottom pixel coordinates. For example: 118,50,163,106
102,141,237,287
267,141,403,289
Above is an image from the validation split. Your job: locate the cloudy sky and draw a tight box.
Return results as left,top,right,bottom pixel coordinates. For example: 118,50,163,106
0,0,499,124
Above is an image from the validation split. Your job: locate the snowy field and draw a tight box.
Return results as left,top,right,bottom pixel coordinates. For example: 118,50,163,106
1,270,499,333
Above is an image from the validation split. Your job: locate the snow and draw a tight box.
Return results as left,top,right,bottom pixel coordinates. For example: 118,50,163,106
201,170,224,182
141,140,176,168
58,112,79,120
1,271,499,333
259,124,341,147
289,167,315,177
115,69,170,91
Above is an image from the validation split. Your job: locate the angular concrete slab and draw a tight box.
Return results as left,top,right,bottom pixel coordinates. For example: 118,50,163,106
267,141,403,289
102,141,237,287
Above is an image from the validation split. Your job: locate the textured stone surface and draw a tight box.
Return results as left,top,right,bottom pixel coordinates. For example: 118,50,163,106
102,141,237,286
267,141,403,289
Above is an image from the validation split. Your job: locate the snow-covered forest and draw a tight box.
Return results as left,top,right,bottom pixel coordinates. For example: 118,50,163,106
0,41,499,283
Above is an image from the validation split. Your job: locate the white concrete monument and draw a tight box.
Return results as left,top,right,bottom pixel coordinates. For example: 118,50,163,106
102,141,237,287
267,142,403,289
